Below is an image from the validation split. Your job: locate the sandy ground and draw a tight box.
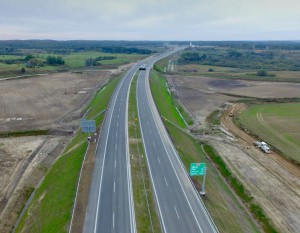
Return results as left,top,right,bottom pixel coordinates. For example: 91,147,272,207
0,70,109,132
169,74,300,233
0,70,112,232
168,75,300,127
0,136,67,232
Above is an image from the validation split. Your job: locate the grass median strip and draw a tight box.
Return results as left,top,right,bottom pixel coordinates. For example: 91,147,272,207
128,73,162,233
15,74,122,233
150,69,261,233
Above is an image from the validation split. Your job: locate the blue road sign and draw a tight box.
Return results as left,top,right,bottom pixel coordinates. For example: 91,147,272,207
81,120,96,133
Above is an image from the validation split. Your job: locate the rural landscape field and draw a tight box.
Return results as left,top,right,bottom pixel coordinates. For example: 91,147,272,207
152,42,300,233
0,39,299,233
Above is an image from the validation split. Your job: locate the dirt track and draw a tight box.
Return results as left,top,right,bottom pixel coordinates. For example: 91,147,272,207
219,104,300,232
0,70,111,232
169,74,300,232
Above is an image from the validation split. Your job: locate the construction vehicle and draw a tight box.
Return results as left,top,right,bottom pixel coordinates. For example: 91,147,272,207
254,141,271,153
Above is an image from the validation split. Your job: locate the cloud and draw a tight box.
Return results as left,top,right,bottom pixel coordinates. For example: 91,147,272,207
1,0,299,40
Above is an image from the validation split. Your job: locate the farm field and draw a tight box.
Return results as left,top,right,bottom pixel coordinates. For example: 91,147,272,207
0,51,147,78
167,75,300,129
239,103,300,163
0,70,110,132
166,72,300,232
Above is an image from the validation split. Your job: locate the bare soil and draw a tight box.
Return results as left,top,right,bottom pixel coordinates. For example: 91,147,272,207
0,136,67,233
0,70,110,132
168,75,300,127
0,70,112,232
169,74,300,233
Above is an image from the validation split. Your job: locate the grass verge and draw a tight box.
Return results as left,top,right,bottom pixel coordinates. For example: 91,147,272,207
150,69,261,233
150,70,193,127
0,130,48,138
202,145,278,233
15,74,122,233
128,73,162,232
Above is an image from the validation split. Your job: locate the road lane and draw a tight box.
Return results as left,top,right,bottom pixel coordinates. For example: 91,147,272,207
136,53,219,233
83,63,142,233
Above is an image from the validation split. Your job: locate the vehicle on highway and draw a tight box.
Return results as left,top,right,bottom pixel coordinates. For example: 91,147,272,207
139,64,146,70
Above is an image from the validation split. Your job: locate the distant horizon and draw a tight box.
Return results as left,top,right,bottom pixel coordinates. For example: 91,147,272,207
0,39,299,42
2,0,300,41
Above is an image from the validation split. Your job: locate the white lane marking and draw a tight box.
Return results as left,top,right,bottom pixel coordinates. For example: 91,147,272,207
143,69,206,233
164,177,168,186
157,157,161,164
125,70,137,233
174,206,180,219
149,129,152,135
136,75,167,233
115,159,116,168
114,181,116,193
118,114,120,119
116,132,118,137
93,69,128,233
117,122,119,127
113,213,115,229
153,141,155,147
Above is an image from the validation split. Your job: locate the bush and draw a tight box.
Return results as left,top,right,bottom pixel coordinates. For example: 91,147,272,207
46,55,65,65
257,69,268,76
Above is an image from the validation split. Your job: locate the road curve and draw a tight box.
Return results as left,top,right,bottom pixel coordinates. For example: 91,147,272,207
136,53,219,233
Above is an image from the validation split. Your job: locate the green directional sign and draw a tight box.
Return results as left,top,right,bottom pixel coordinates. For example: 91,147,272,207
190,163,206,176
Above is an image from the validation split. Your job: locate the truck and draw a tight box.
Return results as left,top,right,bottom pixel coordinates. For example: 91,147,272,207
254,141,271,153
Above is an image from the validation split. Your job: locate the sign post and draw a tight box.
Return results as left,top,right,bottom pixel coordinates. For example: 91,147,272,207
190,163,207,196
81,120,96,141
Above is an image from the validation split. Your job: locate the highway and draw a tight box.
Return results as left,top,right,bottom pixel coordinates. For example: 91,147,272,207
83,48,218,233
136,55,219,232
83,63,142,233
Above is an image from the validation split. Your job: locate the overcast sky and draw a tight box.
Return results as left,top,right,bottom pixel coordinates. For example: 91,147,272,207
1,0,299,40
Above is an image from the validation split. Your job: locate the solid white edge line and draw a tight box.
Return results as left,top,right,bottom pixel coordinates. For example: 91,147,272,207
126,69,137,233
146,73,219,233
144,66,205,233
136,72,167,233
145,61,219,233
93,69,130,233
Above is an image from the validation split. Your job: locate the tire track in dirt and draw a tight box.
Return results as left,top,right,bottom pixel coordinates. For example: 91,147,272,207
256,110,300,152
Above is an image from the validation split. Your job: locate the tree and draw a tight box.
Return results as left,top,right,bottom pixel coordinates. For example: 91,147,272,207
21,67,26,73
24,54,35,62
46,56,65,65
257,69,268,77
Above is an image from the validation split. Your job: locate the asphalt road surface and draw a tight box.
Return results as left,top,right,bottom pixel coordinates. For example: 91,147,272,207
136,55,219,233
83,63,143,233
83,48,218,233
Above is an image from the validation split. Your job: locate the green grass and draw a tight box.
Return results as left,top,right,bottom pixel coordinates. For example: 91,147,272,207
176,63,300,83
15,74,122,233
0,51,147,78
150,70,193,128
16,141,88,233
128,73,162,233
150,63,260,232
164,121,260,233
238,103,300,163
0,130,48,138
202,145,277,233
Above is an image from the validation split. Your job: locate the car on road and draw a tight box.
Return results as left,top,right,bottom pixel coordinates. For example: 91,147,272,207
139,64,146,70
